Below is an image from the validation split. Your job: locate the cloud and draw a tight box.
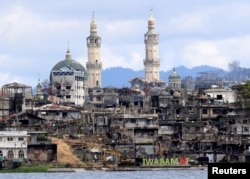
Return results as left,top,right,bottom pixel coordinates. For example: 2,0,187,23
0,5,84,48
100,45,143,70
102,19,144,43
0,72,25,87
172,35,250,71
162,1,250,38
180,40,226,69
0,6,41,43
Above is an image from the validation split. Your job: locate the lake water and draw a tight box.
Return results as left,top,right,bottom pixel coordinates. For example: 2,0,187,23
0,169,207,179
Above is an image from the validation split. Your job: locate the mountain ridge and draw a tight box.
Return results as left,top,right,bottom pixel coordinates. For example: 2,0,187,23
102,65,223,88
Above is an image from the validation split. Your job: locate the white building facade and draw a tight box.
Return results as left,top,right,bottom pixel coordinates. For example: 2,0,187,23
50,50,87,107
0,131,29,161
205,87,237,104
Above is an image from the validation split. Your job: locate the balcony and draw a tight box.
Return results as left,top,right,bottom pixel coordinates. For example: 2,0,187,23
143,59,160,66
134,137,155,144
86,63,102,69
125,123,158,128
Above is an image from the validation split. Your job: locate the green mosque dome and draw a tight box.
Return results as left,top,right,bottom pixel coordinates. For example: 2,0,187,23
50,50,87,81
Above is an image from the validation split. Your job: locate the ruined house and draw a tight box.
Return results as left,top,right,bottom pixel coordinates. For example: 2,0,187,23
27,131,57,162
108,112,159,166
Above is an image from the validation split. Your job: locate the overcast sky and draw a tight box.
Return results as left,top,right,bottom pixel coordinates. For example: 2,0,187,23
1,0,250,87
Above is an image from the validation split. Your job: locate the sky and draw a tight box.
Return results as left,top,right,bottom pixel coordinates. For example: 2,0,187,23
1,0,250,88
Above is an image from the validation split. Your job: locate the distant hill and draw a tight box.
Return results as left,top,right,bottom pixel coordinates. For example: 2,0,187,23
102,65,223,88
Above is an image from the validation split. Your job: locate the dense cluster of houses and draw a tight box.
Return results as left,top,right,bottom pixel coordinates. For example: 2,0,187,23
0,81,250,168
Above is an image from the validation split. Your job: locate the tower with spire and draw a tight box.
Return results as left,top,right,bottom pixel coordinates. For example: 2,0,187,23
86,12,102,88
36,79,44,100
143,9,160,82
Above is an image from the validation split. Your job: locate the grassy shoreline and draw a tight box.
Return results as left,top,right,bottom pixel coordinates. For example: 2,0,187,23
0,163,91,173
0,164,50,173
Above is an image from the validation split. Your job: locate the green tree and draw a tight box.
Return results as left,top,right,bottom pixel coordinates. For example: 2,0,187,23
235,81,250,110
41,79,50,89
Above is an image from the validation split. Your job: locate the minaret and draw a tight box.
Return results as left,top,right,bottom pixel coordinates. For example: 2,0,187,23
36,79,44,100
86,12,102,88
66,45,72,60
143,9,160,82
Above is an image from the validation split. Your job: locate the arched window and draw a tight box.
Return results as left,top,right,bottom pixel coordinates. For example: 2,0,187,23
18,150,24,159
7,150,14,159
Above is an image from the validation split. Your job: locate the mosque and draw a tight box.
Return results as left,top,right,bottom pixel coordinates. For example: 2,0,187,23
48,10,181,107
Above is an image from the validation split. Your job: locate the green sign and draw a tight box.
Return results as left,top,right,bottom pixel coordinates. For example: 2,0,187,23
142,157,189,166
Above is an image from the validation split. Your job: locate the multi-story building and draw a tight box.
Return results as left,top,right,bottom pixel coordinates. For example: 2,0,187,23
1,82,33,113
108,112,159,164
0,131,29,161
